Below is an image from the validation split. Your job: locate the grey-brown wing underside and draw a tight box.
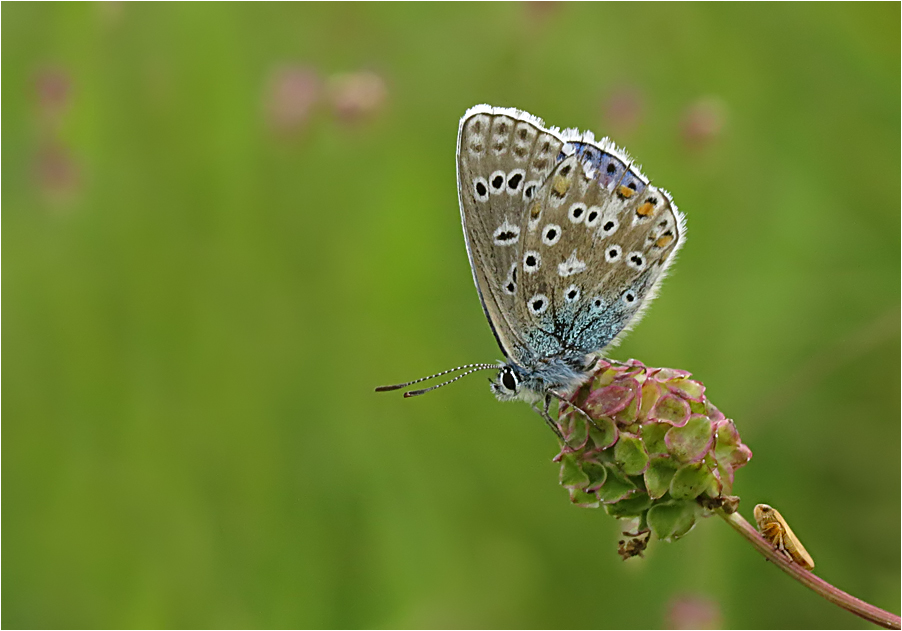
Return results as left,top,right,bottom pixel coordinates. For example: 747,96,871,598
456,106,563,362
515,147,685,357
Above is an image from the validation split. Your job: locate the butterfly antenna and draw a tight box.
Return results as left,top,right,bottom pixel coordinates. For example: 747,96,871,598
375,363,496,393
403,365,498,397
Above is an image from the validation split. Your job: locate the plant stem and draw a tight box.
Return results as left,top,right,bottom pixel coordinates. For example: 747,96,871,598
719,510,900,629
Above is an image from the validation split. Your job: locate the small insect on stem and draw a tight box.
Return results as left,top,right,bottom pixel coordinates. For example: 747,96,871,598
753,503,815,571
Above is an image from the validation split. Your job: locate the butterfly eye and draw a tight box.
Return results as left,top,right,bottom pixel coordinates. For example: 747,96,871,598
501,368,518,391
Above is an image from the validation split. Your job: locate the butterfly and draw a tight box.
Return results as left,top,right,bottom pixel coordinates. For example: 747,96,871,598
377,105,685,440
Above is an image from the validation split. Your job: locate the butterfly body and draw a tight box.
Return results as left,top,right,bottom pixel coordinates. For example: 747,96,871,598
457,105,685,408
378,105,685,438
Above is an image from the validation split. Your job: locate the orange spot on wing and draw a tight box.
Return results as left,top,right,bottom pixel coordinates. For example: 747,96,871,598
617,185,635,199
637,201,655,217
655,234,674,248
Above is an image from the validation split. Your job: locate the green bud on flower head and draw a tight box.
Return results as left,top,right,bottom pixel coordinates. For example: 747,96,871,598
556,359,752,549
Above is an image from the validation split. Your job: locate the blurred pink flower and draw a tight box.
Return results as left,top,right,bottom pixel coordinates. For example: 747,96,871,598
33,67,71,121
666,594,722,629
328,71,388,123
524,1,563,20
34,142,80,201
265,65,322,135
681,96,727,149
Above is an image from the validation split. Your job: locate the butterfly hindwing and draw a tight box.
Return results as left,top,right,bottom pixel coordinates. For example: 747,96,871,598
516,145,685,356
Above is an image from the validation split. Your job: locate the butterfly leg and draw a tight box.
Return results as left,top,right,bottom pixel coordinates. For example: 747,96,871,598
533,396,566,442
548,390,602,433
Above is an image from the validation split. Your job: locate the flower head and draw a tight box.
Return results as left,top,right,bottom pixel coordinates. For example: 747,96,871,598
556,359,751,545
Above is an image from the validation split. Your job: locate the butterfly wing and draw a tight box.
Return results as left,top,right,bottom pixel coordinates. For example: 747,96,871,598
456,105,565,362
515,136,685,357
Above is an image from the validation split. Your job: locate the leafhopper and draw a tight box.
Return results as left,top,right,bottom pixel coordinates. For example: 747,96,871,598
753,503,815,570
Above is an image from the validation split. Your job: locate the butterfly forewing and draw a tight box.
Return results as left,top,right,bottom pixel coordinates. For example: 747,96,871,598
456,106,563,361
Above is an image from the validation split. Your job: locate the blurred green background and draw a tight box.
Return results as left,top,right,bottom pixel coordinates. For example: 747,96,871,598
4,3,899,629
